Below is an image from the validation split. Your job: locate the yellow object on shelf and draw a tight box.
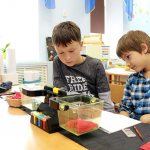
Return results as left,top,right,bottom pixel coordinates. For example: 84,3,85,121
83,34,103,45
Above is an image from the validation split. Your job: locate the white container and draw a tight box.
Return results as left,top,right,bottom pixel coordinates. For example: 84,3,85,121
0,51,4,74
24,70,40,82
6,48,16,73
1,73,18,85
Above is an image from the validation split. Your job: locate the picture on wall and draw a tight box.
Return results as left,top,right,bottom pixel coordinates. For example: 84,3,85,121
46,37,57,61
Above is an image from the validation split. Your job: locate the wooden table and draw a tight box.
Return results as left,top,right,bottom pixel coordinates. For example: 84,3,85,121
0,99,87,150
106,68,134,84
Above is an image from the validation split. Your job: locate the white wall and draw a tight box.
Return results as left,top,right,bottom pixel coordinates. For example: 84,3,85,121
0,0,39,63
104,0,123,59
39,0,125,60
105,0,150,59
2,1,150,62
124,0,150,35
38,0,90,61
0,1,90,63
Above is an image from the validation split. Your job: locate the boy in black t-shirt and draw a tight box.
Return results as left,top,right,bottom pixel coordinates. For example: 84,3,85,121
52,21,114,112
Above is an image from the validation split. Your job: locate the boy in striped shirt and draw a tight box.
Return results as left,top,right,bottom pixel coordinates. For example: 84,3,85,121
116,30,150,124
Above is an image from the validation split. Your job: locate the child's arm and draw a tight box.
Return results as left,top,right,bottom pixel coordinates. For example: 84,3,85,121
53,56,68,90
118,76,133,117
96,61,115,112
140,114,150,124
98,91,115,112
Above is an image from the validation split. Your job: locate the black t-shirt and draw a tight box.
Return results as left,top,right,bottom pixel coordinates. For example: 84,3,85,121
53,55,109,97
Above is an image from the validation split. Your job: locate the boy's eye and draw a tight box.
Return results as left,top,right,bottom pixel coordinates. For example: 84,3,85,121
69,50,74,53
59,52,64,55
126,55,130,59
122,54,130,61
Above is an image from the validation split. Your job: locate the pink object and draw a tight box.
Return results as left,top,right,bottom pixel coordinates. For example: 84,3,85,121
11,92,22,99
140,142,150,150
66,119,98,134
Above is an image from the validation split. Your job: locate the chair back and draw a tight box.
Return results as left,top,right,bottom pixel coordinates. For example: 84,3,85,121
109,83,124,104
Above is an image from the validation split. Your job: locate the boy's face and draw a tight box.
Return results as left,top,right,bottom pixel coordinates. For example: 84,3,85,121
121,50,147,72
54,41,83,67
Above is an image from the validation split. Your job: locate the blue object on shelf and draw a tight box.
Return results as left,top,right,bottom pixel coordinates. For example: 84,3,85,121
23,78,41,84
124,0,133,21
45,0,55,9
85,0,96,14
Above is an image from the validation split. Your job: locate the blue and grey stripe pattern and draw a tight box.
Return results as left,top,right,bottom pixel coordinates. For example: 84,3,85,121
119,71,150,120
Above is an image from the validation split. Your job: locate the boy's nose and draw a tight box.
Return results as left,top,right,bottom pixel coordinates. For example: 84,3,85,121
66,54,71,60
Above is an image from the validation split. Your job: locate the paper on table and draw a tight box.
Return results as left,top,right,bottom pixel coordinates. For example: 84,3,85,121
100,111,140,134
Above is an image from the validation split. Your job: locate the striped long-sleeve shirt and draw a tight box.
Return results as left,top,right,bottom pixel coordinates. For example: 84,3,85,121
119,71,150,120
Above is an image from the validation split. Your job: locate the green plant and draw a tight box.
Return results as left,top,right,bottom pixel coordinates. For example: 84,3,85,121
0,43,10,53
0,43,10,59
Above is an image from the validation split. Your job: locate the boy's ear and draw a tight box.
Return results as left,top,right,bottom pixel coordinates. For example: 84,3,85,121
140,43,148,54
80,41,83,47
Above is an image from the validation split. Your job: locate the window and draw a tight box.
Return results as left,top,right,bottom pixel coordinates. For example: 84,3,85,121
0,0,38,63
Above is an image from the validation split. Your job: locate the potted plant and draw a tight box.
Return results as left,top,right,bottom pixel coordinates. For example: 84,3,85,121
0,43,10,59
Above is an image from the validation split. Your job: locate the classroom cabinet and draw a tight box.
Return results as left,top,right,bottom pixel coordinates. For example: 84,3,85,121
90,0,104,33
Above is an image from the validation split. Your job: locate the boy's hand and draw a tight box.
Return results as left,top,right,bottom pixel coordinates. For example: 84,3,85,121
140,114,150,124
119,111,130,117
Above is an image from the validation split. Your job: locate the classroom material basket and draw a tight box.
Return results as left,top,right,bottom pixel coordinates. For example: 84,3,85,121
6,97,22,107
6,92,22,107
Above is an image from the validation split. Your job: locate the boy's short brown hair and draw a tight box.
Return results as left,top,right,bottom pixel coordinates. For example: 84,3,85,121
116,30,150,57
52,21,81,47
